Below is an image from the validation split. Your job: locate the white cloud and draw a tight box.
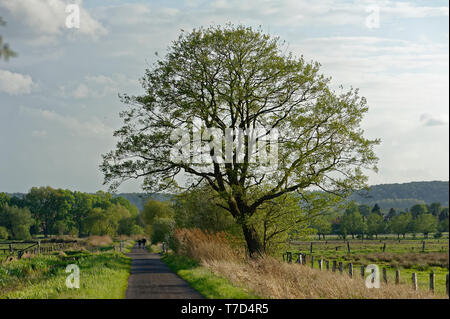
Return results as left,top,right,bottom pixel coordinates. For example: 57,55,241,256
0,0,107,41
63,74,139,99
420,113,449,126
21,106,113,138
0,69,36,95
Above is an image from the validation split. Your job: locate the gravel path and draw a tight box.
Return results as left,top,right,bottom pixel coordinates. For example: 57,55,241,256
125,244,204,299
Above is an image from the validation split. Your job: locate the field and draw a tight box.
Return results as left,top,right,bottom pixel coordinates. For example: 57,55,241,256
0,238,135,298
285,236,449,296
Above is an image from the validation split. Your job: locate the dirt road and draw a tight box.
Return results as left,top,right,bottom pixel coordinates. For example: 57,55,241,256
125,244,204,299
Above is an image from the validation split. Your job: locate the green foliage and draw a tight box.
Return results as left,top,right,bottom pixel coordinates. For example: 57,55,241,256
150,217,175,244
414,214,438,238
142,200,174,225
366,213,385,238
340,203,365,239
173,187,240,236
389,212,413,238
3,187,141,239
0,226,8,239
410,204,428,218
0,205,34,240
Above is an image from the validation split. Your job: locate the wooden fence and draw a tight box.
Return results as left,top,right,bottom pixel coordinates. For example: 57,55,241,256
283,251,449,296
0,240,78,262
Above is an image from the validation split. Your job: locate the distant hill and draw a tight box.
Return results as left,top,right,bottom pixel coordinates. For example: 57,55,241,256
350,181,449,210
113,193,172,211
5,181,448,212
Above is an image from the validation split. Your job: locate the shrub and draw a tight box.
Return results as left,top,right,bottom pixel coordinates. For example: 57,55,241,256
0,226,8,240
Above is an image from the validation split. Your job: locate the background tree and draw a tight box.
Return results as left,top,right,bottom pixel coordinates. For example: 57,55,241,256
101,24,380,257
366,213,385,239
387,207,397,220
410,204,427,218
150,218,175,244
389,212,412,239
0,205,34,240
141,200,174,225
428,202,442,217
414,213,437,239
341,203,366,239
371,203,382,216
173,186,240,235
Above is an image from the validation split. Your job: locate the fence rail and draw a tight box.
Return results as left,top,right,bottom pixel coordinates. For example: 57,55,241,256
1,240,78,262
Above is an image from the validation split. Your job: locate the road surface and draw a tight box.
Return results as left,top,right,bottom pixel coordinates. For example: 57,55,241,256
125,244,204,299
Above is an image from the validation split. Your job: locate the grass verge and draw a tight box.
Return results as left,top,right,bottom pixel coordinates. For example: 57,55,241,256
0,250,131,299
162,253,259,299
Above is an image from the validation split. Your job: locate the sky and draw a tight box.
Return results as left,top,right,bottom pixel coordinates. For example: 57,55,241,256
0,0,448,193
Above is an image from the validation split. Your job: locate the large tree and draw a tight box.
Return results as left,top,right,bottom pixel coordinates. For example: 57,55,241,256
101,25,379,257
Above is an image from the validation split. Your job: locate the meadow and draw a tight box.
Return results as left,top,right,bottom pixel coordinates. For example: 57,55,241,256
285,236,449,296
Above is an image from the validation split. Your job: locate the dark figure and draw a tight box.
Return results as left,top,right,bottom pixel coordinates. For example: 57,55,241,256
137,239,142,248
141,238,147,249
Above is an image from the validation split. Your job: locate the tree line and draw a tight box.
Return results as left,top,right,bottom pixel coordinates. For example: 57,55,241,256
311,202,449,240
0,187,145,240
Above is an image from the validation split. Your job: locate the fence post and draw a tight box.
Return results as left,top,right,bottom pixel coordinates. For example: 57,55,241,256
347,242,350,254
9,243,13,253
429,272,435,293
310,242,313,254
332,261,337,272
297,254,302,264
318,259,323,270
37,240,41,254
383,268,387,284
311,256,314,268
325,260,329,271
412,273,418,291
348,263,353,278
361,265,365,279
395,269,400,285
422,241,425,252
339,262,343,274
303,254,307,265
287,252,292,263
382,243,386,253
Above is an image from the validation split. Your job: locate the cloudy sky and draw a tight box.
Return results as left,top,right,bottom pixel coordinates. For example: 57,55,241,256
0,0,448,193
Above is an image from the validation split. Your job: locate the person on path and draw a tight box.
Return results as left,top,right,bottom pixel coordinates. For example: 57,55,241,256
142,238,147,249
137,239,142,248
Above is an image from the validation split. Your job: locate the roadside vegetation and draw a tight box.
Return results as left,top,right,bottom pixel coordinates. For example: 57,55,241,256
169,229,443,299
0,237,134,299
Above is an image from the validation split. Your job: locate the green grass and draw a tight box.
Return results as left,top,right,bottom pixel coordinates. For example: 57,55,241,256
0,250,131,299
162,253,260,299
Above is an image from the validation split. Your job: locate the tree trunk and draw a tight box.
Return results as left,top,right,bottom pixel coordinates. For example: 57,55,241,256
241,223,263,258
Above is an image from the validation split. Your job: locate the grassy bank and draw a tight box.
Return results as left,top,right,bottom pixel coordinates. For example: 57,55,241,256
162,253,259,299
0,250,131,299
172,228,443,299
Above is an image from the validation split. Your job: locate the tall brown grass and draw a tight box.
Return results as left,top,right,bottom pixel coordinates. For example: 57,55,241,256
86,235,113,247
174,228,441,299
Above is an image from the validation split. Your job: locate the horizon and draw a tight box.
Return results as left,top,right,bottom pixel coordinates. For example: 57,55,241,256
2,179,449,195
